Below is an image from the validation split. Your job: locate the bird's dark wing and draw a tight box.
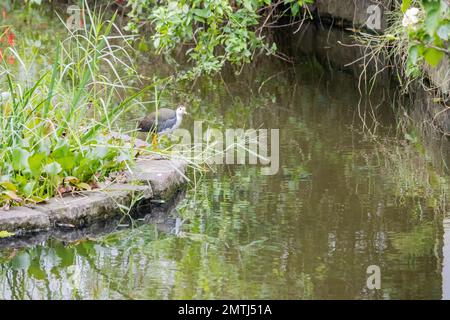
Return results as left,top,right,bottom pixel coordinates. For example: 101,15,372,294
138,115,157,132
138,108,176,133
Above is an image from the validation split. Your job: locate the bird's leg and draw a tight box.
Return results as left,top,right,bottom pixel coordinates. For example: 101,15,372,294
151,133,158,149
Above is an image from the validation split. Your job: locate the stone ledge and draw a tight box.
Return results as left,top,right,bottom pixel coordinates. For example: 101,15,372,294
0,207,50,233
127,158,188,199
31,186,151,227
0,159,187,234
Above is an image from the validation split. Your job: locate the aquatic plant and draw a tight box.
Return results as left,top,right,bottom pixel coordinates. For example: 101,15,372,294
401,0,449,73
0,4,148,208
353,0,449,92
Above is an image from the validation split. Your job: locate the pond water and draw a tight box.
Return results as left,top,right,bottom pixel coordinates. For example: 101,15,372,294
1,5,450,300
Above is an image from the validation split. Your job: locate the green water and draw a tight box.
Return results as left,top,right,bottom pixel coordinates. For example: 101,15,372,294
1,5,450,300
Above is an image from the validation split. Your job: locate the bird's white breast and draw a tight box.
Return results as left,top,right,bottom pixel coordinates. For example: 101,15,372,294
161,114,183,134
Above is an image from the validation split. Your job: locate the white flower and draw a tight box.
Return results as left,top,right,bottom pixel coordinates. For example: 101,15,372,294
402,7,421,28
0,91,11,102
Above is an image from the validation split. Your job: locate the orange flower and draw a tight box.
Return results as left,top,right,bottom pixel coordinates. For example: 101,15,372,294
7,54,15,65
80,10,85,27
2,7,7,20
7,31,15,46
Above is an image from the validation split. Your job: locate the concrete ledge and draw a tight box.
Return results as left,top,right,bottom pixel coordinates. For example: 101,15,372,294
127,158,188,199
0,190,185,249
0,207,50,232
32,186,151,227
0,159,187,234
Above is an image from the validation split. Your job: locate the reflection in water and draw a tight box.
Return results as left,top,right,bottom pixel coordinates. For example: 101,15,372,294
1,60,449,299
1,6,450,300
443,219,450,300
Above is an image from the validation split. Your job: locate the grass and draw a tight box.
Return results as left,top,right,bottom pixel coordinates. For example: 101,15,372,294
0,3,152,209
349,1,413,94
0,1,218,211
353,0,449,97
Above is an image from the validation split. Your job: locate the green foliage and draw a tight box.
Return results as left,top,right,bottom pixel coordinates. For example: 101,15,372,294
126,0,313,78
0,5,146,208
402,0,449,73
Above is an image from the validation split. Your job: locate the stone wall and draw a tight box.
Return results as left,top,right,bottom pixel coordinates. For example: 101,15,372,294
284,23,391,82
290,0,450,134
314,0,392,31
428,58,450,95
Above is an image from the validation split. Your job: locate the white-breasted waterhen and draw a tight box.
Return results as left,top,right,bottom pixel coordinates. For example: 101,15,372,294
138,105,188,148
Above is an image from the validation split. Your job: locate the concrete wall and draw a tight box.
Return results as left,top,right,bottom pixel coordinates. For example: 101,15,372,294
309,0,448,96
289,0,450,134
427,58,450,95
314,0,392,31
285,23,390,82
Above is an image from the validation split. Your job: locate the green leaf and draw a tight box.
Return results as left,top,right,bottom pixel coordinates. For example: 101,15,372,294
424,9,440,36
437,23,450,40
423,47,444,67
153,36,160,49
401,0,412,13
422,0,441,14
23,182,35,197
11,148,31,171
28,152,46,177
138,39,149,52
193,8,209,19
243,0,253,11
3,190,22,202
0,181,17,192
291,2,300,16
38,138,51,155
64,176,80,184
44,162,62,176
406,44,425,77
56,156,76,171
408,45,420,65
52,144,75,170
76,182,92,190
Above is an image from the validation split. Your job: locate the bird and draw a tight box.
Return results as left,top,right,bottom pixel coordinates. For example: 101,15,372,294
138,105,188,148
